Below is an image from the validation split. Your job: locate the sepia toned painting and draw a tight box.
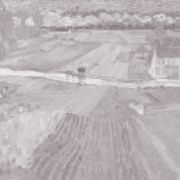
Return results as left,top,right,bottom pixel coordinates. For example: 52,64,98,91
1,0,180,180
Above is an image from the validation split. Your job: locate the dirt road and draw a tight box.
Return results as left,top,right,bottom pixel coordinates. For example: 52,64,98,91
0,68,180,89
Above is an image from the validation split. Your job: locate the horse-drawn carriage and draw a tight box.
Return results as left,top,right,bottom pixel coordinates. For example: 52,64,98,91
65,67,86,84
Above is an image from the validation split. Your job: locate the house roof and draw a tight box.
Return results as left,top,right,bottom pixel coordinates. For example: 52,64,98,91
157,45,180,58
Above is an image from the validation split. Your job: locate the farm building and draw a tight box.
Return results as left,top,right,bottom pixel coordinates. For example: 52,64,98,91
149,44,180,79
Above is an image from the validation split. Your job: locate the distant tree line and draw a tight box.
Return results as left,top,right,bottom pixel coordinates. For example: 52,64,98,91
43,10,177,30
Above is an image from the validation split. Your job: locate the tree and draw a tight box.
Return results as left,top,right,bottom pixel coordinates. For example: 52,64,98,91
13,0,42,39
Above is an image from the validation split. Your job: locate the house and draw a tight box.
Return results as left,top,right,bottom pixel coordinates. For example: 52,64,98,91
149,44,180,79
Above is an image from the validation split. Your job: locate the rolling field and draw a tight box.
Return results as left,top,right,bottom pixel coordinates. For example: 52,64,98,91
0,30,151,80
1,76,180,179
2,40,99,72
1,87,180,180
0,76,108,177
60,43,131,79
1,30,180,180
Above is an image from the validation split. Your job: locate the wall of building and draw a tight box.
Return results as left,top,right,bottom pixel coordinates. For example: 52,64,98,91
155,57,180,79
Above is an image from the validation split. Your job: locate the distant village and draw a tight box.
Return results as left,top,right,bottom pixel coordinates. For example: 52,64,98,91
149,37,180,80
128,30,180,81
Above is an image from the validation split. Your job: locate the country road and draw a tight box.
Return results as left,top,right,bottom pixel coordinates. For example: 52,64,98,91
0,68,180,89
